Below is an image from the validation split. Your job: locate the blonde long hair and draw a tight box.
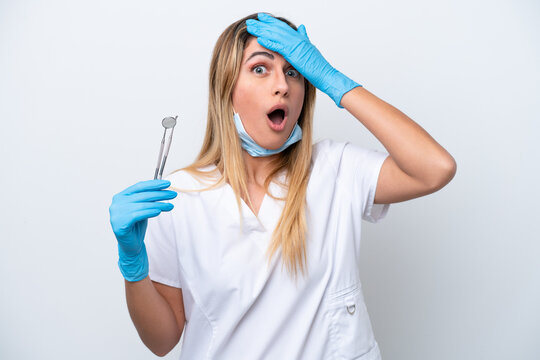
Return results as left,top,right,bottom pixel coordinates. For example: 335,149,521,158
170,13,317,281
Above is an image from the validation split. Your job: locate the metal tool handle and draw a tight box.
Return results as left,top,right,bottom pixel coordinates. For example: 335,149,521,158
158,127,175,179
154,129,167,180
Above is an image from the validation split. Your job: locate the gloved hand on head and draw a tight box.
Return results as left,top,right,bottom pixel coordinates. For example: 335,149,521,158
246,13,362,108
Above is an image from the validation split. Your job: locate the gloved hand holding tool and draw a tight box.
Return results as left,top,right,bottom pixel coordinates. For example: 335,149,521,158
109,179,178,282
246,13,362,108
109,115,178,282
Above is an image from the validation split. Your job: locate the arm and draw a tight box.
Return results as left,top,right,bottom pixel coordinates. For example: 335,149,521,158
109,179,183,355
125,277,185,357
341,87,457,204
246,14,457,204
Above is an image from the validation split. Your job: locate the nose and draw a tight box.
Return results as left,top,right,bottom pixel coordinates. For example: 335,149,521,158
272,70,289,97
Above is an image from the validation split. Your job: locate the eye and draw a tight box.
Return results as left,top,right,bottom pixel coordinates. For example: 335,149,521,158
286,68,300,78
251,65,267,75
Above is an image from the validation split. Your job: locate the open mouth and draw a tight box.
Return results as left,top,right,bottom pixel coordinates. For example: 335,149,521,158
267,109,285,125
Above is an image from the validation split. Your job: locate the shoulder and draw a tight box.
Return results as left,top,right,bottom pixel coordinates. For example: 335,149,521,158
311,139,388,178
314,138,386,163
312,138,347,158
311,139,349,175
164,164,221,192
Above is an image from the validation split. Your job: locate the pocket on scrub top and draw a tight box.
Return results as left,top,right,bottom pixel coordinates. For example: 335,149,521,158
325,283,377,359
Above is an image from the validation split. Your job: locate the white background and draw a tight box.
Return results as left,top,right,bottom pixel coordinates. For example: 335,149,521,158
1,0,538,359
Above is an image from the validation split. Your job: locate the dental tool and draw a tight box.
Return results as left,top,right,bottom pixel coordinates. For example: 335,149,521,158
154,115,178,180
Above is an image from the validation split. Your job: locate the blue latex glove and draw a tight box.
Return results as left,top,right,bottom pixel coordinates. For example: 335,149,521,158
246,13,362,108
109,179,177,282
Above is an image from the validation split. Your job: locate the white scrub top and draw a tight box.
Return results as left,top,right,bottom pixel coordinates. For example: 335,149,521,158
145,139,390,360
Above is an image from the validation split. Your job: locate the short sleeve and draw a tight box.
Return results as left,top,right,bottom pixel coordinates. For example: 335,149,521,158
145,208,182,288
342,142,390,223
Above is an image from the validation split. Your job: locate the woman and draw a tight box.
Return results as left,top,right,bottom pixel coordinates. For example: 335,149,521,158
109,12,456,359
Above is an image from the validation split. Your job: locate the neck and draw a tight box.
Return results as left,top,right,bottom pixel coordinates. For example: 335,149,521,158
241,149,279,186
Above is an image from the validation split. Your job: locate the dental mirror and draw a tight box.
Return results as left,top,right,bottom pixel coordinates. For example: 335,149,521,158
154,115,178,180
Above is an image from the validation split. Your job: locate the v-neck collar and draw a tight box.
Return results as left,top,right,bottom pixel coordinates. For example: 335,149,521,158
239,191,266,219
213,167,287,233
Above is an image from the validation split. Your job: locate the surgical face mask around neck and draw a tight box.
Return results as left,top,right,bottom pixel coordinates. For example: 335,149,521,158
233,111,302,157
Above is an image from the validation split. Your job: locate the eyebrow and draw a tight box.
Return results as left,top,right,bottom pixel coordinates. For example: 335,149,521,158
244,51,274,64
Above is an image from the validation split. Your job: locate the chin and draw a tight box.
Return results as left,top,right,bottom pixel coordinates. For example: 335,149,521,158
262,141,285,151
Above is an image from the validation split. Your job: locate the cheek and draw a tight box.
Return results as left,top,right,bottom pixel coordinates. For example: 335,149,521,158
293,79,305,99
233,81,259,108
292,85,305,118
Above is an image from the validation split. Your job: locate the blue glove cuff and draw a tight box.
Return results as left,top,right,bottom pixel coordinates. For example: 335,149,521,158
118,244,149,282
324,69,363,108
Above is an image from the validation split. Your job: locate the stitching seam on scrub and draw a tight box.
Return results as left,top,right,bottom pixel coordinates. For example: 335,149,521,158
325,283,361,306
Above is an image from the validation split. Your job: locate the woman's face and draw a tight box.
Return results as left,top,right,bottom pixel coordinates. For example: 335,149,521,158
232,36,305,151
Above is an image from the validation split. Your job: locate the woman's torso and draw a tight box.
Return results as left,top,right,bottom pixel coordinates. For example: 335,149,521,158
147,139,387,359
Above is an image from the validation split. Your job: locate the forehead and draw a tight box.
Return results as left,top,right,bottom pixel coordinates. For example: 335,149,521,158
242,37,284,63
